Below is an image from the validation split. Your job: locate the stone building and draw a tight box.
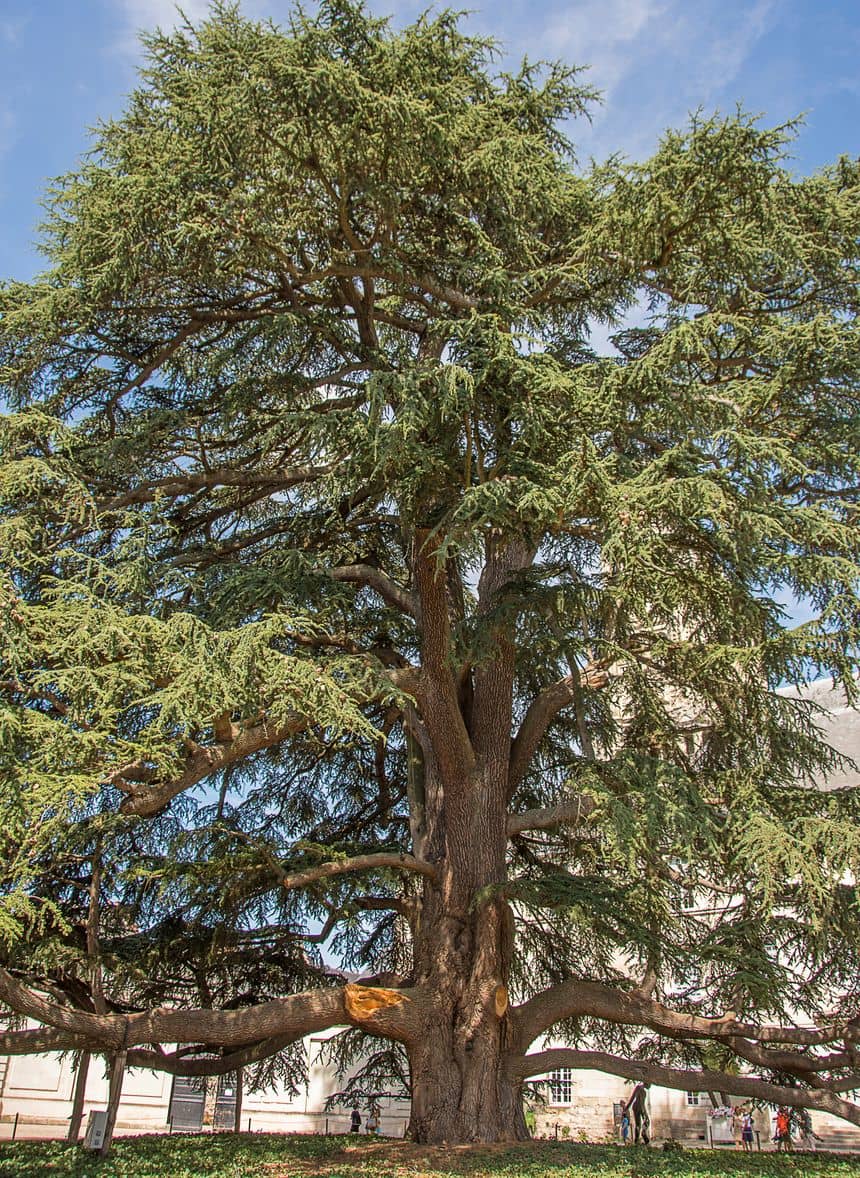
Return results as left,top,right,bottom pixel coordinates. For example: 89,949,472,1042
0,1027,411,1139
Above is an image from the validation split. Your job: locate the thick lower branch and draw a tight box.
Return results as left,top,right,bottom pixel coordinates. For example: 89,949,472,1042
512,977,858,1051
126,1035,294,1077
0,1025,96,1055
0,968,423,1053
512,1049,860,1128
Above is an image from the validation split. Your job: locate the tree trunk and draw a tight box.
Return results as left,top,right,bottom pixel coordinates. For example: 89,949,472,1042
406,769,527,1143
98,1048,126,1157
67,1051,90,1143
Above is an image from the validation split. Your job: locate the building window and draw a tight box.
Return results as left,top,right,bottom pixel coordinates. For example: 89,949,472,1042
548,1068,573,1105
686,1092,701,1106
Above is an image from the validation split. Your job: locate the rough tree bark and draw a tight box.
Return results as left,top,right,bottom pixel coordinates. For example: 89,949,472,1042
402,536,532,1142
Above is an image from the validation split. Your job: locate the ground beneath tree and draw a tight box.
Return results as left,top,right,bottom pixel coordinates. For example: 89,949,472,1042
1,1134,859,1177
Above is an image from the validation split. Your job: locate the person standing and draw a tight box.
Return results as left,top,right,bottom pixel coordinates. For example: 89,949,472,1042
623,1081,651,1145
741,1107,755,1152
349,1106,361,1134
732,1106,743,1149
775,1106,791,1151
797,1109,819,1151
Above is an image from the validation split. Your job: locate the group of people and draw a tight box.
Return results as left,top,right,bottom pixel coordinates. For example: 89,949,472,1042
722,1102,823,1152
772,1106,821,1152
349,1104,381,1135
618,1088,821,1152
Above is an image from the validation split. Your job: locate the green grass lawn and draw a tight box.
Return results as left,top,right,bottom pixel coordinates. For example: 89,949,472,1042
0,1134,858,1178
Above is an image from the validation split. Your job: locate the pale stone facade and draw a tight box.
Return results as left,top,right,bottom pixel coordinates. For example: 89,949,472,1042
528,1058,860,1150
0,1029,410,1139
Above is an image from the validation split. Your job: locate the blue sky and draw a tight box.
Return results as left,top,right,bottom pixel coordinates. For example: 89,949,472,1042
1,0,858,283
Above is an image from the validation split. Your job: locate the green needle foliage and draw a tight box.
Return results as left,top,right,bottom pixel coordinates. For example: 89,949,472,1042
0,0,859,1138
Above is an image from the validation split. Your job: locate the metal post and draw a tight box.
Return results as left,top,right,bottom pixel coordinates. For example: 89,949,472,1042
12,1112,19,1142
247,1117,251,1133
233,1068,244,1134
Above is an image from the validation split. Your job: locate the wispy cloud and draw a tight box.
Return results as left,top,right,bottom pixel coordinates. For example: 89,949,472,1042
532,0,668,93
0,105,18,160
1,17,28,46
111,0,778,162
520,0,777,160
114,0,213,57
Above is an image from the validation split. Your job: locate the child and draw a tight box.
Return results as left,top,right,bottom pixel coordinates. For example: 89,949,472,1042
620,1110,631,1145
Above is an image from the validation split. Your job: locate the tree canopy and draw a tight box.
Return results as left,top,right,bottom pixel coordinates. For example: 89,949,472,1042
1,0,859,1145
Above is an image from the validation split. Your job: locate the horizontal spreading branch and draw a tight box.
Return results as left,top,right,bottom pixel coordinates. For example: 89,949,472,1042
507,796,597,837
512,1049,860,1128
126,1035,295,1077
279,853,438,892
97,464,332,514
512,977,859,1053
0,1025,95,1055
0,967,423,1053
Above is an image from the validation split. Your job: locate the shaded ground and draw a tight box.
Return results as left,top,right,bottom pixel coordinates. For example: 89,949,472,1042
1,1133,858,1178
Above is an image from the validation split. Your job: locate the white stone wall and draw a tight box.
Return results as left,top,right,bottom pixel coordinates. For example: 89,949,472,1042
0,1028,410,1136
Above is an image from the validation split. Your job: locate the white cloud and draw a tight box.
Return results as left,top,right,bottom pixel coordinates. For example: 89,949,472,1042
1,17,28,46
523,0,778,160
118,0,212,30
534,0,668,94
109,0,777,163
114,0,213,57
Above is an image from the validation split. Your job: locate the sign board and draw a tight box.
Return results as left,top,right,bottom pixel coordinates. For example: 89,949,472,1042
709,1112,734,1143
82,1110,109,1151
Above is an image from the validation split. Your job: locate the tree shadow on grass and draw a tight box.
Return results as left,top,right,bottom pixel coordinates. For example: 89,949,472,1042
0,1134,858,1178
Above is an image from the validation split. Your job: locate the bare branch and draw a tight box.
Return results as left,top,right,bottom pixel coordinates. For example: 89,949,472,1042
507,796,597,837
512,977,859,1052
0,967,425,1051
0,1025,95,1055
98,464,332,514
328,565,418,618
114,715,305,817
126,1035,293,1077
279,853,438,892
